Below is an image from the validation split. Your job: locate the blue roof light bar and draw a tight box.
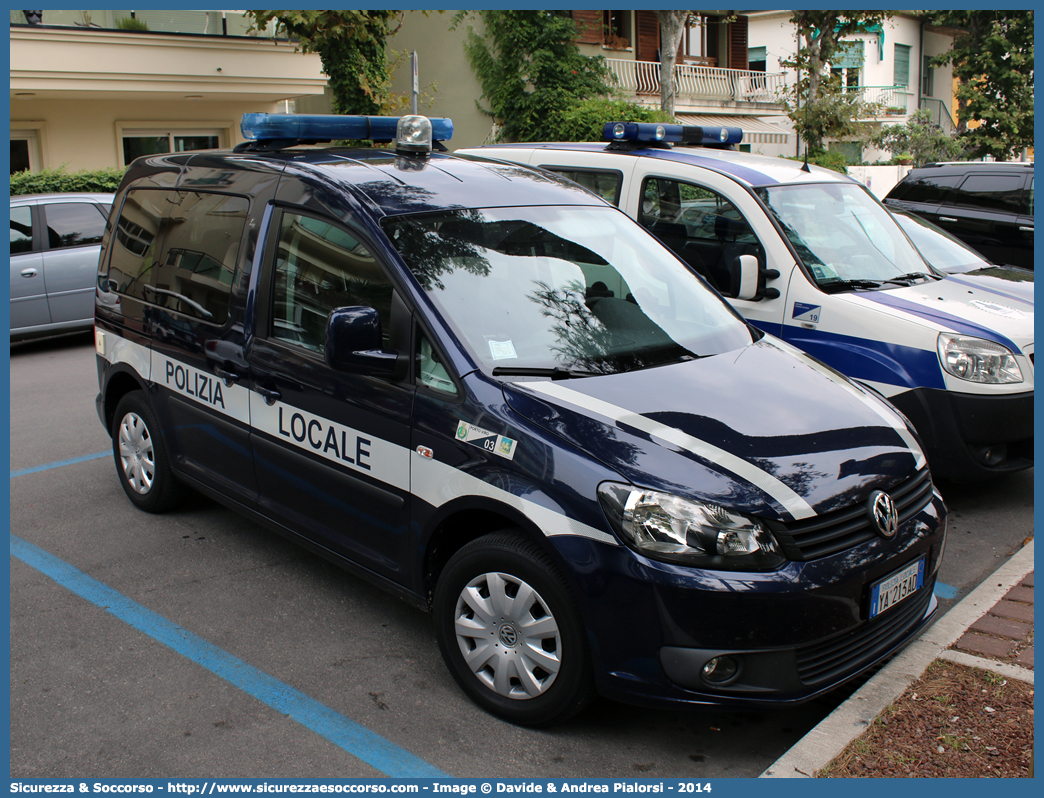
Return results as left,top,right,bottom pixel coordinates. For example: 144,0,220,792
602,121,743,147
240,113,453,144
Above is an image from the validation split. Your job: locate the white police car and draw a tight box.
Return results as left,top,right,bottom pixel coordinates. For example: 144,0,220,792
95,114,946,726
457,124,1034,482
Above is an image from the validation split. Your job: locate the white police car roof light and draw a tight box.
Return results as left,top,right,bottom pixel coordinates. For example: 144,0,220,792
602,121,743,147
240,113,453,152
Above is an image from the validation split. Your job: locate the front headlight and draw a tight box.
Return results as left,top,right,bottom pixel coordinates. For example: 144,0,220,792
597,483,784,570
937,333,1023,384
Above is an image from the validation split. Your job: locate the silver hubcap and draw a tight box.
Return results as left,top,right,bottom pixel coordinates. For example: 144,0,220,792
117,411,156,495
453,571,562,700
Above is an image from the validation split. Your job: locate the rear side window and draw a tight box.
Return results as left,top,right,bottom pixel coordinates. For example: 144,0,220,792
42,202,107,250
890,174,961,203
106,188,247,324
542,168,622,205
10,206,33,255
951,174,1026,214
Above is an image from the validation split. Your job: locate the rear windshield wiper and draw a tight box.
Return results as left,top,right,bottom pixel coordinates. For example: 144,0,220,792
491,366,600,380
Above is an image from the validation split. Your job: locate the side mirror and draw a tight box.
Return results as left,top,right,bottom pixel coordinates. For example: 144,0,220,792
325,306,398,375
730,254,780,301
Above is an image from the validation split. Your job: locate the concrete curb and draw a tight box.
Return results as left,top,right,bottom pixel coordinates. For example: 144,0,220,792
760,540,1035,778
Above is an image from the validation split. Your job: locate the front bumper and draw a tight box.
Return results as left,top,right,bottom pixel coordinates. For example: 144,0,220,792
889,387,1033,481
558,489,946,709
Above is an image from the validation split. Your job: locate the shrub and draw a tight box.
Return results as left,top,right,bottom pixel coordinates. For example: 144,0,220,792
784,150,850,174
554,99,676,142
115,17,150,32
10,165,127,196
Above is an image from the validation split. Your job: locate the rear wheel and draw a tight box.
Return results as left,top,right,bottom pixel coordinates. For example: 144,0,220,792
111,391,181,513
433,531,594,726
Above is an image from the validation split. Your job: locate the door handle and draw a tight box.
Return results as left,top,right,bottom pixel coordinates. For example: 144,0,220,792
938,217,958,223
255,385,281,406
20,268,38,278
1019,226,1033,232
213,366,240,387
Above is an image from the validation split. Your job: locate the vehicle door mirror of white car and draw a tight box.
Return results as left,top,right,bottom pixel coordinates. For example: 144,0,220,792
731,254,780,301
325,306,400,376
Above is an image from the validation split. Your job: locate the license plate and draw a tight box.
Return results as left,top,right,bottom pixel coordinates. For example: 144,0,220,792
869,556,925,619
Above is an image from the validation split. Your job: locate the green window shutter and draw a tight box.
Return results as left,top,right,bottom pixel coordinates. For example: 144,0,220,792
894,44,911,87
748,46,766,62
834,41,864,69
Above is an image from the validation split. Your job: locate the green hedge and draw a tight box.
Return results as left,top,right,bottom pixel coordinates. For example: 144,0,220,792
10,165,128,196
553,98,676,142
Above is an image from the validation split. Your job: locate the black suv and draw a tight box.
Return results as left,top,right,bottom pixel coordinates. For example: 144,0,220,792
884,162,1034,270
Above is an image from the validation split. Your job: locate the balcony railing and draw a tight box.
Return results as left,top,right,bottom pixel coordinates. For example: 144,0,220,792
919,98,956,134
844,85,914,115
606,58,786,105
10,9,274,37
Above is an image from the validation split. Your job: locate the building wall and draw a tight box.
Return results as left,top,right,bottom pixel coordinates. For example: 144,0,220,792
10,97,293,171
747,12,955,163
386,10,492,150
10,24,324,172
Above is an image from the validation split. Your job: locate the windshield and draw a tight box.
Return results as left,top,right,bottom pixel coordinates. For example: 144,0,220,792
384,206,753,375
890,210,988,274
757,183,931,290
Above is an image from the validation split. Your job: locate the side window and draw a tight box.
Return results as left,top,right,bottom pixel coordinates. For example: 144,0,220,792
272,212,393,353
639,178,763,296
1025,177,1034,215
543,168,622,205
106,189,247,324
417,332,457,395
10,206,34,255
107,189,167,303
951,174,1025,214
153,192,247,323
42,203,107,250
893,174,961,204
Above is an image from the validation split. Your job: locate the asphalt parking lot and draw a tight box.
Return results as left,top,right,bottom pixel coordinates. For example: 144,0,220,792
8,333,1034,779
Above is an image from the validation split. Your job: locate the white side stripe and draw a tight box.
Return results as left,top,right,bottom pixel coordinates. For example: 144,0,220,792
522,381,817,521
99,330,616,545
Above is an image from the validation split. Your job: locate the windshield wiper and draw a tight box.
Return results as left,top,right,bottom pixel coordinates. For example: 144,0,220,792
491,366,600,380
881,272,939,286
820,278,883,293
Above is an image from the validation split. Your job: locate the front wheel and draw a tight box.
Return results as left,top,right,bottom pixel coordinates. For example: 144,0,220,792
433,531,594,726
111,391,181,513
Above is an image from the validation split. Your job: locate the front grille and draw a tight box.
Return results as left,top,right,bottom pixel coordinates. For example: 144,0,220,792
770,468,934,561
796,580,935,685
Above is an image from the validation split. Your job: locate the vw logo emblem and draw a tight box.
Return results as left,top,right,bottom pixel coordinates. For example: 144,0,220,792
868,490,898,538
498,624,519,647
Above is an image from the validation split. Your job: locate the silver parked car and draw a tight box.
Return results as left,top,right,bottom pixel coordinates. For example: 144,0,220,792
10,192,114,342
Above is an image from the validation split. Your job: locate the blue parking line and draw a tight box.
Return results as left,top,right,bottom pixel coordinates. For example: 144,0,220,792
11,450,110,478
9,535,447,778
934,582,959,600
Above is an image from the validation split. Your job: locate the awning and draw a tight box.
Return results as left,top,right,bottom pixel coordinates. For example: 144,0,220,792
675,114,790,144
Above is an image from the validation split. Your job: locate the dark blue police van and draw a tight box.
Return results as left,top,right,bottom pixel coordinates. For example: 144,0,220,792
94,114,947,726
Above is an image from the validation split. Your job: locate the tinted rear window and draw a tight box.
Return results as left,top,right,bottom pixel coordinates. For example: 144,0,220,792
106,189,248,324
951,173,1026,213
890,174,961,203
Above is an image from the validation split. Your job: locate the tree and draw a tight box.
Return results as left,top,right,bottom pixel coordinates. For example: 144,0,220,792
244,11,402,117
868,109,967,166
654,11,690,117
458,10,615,142
928,11,1034,160
781,11,890,154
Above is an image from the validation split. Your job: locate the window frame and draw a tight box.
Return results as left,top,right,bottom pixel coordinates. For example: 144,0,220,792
115,121,232,166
